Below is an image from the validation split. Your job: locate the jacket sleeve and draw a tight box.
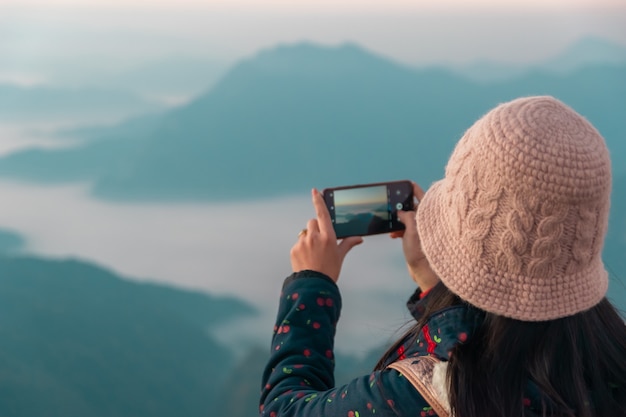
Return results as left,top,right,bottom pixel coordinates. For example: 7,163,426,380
260,271,437,417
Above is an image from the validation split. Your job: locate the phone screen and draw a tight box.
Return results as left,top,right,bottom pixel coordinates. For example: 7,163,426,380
323,181,414,238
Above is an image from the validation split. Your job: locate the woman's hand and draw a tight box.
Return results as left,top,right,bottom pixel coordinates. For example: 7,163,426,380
290,189,363,282
390,182,439,291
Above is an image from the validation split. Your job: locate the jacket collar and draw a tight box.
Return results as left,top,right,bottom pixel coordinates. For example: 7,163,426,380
407,285,483,358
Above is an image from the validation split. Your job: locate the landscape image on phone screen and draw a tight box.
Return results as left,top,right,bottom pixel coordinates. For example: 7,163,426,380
334,185,389,237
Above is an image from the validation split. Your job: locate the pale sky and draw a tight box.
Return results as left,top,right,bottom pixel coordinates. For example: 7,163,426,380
1,0,625,85
3,0,626,11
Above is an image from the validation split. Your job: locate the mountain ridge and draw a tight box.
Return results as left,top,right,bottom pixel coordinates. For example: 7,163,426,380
0,42,623,202
0,254,256,416
452,36,626,82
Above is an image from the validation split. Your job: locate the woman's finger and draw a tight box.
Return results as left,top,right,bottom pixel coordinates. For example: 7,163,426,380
397,210,417,233
389,230,404,239
306,218,320,235
412,182,425,202
311,188,335,237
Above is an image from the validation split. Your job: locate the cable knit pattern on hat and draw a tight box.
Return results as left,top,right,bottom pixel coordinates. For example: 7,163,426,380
527,201,569,279
565,204,599,275
495,193,537,275
416,96,611,321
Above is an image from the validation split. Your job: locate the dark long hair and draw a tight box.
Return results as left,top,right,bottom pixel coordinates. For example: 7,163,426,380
378,284,626,417
373,283,463,370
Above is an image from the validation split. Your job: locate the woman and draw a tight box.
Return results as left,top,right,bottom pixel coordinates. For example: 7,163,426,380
260,96,626,417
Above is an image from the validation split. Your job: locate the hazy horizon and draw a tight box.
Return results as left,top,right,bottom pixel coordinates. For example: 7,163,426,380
2,1,625,90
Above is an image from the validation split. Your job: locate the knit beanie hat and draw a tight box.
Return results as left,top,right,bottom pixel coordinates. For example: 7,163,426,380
416,96,611,321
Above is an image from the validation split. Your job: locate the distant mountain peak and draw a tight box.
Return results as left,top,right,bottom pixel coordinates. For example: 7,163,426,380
565,36,626,55
254,41,373,60
541,36,626,72
237,41,402,76
450,36,626,82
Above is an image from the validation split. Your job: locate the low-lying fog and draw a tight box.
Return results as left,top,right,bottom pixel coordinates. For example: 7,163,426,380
0,178,417,356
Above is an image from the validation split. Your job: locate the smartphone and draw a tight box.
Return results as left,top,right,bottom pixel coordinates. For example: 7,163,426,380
322,180,414,238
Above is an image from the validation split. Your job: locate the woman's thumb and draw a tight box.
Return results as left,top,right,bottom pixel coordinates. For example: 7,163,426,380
397,210,417,231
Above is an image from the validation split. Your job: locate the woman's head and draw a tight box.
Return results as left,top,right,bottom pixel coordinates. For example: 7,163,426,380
416,96,612,321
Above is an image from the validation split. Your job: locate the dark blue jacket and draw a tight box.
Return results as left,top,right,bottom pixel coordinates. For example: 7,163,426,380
260,270,482,417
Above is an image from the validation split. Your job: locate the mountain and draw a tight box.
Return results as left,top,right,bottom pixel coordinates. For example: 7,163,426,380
450,60,527,83
0,42,623,201
606,173,626,308
0,229,25,254
213,346,267,417
89,43,487,201
453,37,626,83
540,37,626,73
0,255,256,417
